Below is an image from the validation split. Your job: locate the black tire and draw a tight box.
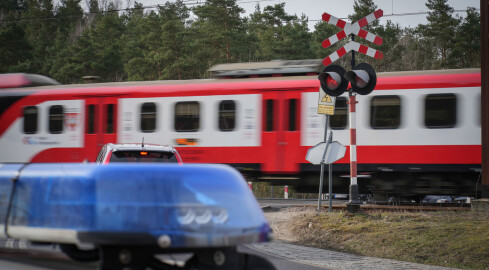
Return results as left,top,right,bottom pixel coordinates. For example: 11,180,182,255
59,244,100,262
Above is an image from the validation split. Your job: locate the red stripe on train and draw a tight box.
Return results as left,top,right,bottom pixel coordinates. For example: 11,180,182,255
28,145,481,173
316,145,481,165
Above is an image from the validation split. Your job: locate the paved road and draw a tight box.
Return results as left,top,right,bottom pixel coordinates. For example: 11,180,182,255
0,240,460,270
249,241,460,270
239,244,325,270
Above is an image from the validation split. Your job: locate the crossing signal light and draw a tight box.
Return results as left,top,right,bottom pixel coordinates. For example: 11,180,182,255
318,65,348,97
344,63,377,95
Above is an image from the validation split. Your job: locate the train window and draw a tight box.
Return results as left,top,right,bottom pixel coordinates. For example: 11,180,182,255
265,100,274,131
288,99,297,131
425,94,457,128
175,102,200,132
218,100,236,131
49,105,64,134
370,96,401,129
86,105,96,134
23,106,38,134
141,102,157,132
330,97,347,129
106,104,114,134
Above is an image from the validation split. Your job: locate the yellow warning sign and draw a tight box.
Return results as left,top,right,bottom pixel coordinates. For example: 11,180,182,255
318,105,335,115
318,90,336,115
321,95,332,103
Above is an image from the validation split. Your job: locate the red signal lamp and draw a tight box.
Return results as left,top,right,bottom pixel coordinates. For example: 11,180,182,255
344,63,377,95
325,73,340,90
318,65,348,97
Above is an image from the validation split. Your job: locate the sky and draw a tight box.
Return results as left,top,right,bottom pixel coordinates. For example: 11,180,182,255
119,0,481,30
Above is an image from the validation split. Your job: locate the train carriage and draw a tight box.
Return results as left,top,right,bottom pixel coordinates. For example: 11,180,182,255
0,64,482,197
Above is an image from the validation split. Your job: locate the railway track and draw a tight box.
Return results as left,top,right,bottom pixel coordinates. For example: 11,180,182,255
334,203,470,212
258,198,471,212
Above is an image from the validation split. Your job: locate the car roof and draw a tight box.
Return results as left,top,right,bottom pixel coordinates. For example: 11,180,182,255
107,143,177,152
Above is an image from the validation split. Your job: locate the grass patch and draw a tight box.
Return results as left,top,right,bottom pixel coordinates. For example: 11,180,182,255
270,208,489,269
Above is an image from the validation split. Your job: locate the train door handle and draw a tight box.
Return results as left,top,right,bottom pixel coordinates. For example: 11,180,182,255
278,142,287,145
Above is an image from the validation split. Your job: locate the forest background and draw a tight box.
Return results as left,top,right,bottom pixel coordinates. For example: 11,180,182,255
0,0,482,84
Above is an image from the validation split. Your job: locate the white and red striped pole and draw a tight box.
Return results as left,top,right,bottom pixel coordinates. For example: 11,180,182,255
348,95,359,192
284,186,289,199
346,42,362,210
346,93,362,209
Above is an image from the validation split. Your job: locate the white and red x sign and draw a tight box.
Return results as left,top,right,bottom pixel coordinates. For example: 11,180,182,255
321,9,384,66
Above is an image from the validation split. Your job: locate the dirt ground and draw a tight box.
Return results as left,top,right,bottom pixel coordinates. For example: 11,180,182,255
263,206,316,243
261,206,489,270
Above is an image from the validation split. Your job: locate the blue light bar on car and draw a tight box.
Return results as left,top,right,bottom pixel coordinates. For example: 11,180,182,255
0,163,271,248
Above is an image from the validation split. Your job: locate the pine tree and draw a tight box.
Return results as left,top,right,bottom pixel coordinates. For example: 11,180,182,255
87,0,125,81
56,0,83,38
123,5,163,81
158,1,193,80
191,0,247,77
449,7,480,68
22,0,57,74
419,0,460,68
248,3,313,61
0,1,31,73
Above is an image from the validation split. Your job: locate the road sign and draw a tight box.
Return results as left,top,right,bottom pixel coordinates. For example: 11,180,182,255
323,41,383,66
321,9,384,66
306,141,346,165
322,10,383,48
317,91,336,115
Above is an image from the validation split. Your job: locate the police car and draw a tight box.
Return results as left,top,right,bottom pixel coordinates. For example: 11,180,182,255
96,143,183,164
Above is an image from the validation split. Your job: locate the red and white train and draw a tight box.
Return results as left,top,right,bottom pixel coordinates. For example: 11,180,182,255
0,64,482,197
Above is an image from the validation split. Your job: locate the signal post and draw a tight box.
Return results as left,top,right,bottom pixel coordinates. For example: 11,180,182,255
318,9,383,212
481,0,489,199
305,92,347,213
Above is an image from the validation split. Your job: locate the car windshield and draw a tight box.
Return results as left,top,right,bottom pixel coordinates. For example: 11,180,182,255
110,150,178,163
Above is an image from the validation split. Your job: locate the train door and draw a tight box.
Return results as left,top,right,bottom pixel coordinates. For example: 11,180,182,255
261,91,301,173
84,97,118,161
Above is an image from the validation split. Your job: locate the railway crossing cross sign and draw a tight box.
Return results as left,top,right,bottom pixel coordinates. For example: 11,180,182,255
321,9,384,66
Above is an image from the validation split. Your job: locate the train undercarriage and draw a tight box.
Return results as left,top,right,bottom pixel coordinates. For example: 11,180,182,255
244,164,482,202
